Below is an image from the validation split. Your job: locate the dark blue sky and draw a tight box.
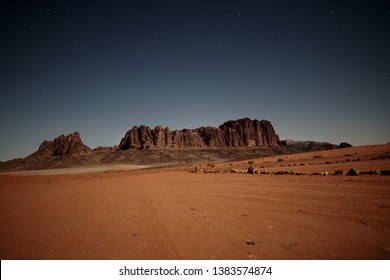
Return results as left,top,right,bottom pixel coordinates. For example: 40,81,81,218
1,0,389,161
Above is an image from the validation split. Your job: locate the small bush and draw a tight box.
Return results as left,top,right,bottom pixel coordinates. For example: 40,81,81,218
277,158,284,162
313,155,322,158
248,160,254,165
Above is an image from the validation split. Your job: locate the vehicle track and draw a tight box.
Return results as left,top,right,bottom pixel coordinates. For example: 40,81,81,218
136,186,180,259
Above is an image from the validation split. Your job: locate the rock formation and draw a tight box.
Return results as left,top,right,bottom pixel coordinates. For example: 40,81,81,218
119,118,283,150
338,142,353,149
28,132,92,158
284,139,338,151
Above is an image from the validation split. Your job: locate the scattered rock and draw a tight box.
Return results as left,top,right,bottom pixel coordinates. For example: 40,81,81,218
334,170,345,175
359,170,380,175
347,168,359,176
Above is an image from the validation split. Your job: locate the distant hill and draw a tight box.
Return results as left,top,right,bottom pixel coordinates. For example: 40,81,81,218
284,139,353,151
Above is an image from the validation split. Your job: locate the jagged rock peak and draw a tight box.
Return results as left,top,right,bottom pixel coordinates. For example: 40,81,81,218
119,118,283,150
29,132,92,157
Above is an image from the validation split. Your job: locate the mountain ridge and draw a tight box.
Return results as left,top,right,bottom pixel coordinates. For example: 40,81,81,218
0,118,352,171
119,118,283,150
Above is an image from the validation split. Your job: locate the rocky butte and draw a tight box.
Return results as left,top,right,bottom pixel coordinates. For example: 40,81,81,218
28,132,92,158
119,118,284,150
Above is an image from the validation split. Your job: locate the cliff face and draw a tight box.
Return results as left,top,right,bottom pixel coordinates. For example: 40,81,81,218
29,132,92,158
119,118,283,150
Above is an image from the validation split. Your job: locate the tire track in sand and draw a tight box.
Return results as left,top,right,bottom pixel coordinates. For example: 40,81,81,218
136,187,180,259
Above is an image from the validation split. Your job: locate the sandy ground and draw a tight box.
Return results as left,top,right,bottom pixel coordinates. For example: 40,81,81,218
0,145,389,260
0,164,152,176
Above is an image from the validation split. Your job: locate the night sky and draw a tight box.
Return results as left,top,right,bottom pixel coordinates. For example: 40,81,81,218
1,1,389,161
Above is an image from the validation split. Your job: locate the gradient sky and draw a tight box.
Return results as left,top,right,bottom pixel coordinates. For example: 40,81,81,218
1,0,389,161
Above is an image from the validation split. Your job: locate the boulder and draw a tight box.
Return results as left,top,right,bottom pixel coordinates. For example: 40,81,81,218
334,170,345,175
346,168,359,176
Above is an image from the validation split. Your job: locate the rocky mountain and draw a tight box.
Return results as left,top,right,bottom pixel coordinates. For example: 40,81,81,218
119,118,284,150
284,139,353,151
0,132,95,171
1,118,354,171
28,132,92,158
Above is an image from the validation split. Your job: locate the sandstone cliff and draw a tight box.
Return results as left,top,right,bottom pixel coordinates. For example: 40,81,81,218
28,132,92,158
119,118,283,150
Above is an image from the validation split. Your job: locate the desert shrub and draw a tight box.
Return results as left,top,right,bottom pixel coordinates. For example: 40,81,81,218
207,164,215,168
248,160,254,165
345,154,353,157
313,155,322,158
300,163,305,166
277,158,284,162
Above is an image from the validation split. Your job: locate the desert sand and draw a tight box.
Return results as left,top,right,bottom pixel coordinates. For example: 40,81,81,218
0,145,389,259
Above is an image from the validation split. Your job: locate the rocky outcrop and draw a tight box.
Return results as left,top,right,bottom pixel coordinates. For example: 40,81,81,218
306,141,338,151
119,118,283,150
219,119,281,147
284,139,338,151
28,132,92,158
338,142,353,149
